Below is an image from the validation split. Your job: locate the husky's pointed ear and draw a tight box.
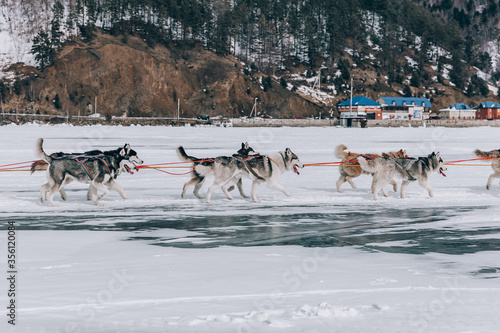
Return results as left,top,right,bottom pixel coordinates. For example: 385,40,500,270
119,148,126,156
244,142,250,149
241,142,245,149
123,143,131,154
285,148,292,156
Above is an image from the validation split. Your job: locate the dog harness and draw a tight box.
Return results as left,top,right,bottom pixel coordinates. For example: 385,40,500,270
238,156,265,180
53,154,111,180
395,158,417,181
360,153,377,160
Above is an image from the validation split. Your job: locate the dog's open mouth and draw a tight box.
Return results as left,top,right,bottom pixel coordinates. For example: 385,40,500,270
293,164,300,175
124,164,132,174
439,167,446,177
124,162,136,175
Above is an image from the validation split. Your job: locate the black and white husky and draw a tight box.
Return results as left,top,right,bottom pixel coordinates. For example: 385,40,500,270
474,149,500,190
176,142,258,199
205,148,304,203
35,138,143,206
32,147,142,202
358,152,447,200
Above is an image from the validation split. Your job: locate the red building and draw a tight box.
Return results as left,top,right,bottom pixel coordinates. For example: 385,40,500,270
474,101,500,120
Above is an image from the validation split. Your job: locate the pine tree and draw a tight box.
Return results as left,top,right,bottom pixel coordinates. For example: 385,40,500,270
449,49,467,90
13,79,22,96
0,81,6,103
280,77,288,89
53,94,62,109
262,76,272,92
31,30,54,69
403,84,412,97
51,1,65,48
410,71,420,87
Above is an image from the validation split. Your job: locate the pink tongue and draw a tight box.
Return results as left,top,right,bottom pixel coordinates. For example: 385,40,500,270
439,168,446,177
293,165,300,175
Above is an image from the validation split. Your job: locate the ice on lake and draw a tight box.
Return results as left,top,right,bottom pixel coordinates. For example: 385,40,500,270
1,124,500,332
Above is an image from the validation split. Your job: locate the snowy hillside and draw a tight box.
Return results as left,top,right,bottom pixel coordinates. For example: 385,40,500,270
0,0,50,68
1,0,500,117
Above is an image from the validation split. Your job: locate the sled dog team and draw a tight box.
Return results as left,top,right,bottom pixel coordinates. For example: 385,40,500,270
32,138,499,205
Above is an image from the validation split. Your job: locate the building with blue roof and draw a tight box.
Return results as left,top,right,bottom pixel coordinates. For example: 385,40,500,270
439,103,476,119
474,101,500,119
337,96,382,120
377,97,432,120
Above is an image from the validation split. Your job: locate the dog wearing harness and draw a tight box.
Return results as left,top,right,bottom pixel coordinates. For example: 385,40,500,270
176,142,258,199
474,148,500,190
35,139,143,206
238,156,265,181
205,148,304,203
32,146,142,202
335,144,410,194
394,158,417,181
357,152,447,200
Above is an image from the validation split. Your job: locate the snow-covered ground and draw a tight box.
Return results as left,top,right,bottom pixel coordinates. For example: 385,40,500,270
1,124,500,332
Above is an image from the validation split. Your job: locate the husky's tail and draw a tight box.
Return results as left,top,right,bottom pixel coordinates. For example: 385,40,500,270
30,160,49,174
35,138,52,164
357,156,379,173
474,149,499,158
335,144,349,159
176,146,199,162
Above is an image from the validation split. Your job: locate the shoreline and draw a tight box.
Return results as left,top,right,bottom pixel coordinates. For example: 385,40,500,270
1,113,500,127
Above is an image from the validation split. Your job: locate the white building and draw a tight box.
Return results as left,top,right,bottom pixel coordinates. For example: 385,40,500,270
439,103,476,120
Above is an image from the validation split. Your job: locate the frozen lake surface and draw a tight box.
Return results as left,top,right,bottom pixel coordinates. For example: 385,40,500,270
1,124,500,332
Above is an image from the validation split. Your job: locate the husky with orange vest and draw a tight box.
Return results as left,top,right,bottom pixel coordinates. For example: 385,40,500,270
474,148,500,190
334,144,409,194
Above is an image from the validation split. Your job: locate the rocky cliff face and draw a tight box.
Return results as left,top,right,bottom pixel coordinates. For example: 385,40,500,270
23,31,322,119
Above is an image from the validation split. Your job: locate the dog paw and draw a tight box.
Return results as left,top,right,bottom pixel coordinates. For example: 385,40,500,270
94,202,105,206
486,185,490,190
50,203,61,207
253,199,262,203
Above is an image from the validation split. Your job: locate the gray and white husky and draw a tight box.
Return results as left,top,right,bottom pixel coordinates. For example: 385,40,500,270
358,152,447,200
205,148,304,203
35,138,143,206
32,146,143,202
176,142,258,199
474,149,500,190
